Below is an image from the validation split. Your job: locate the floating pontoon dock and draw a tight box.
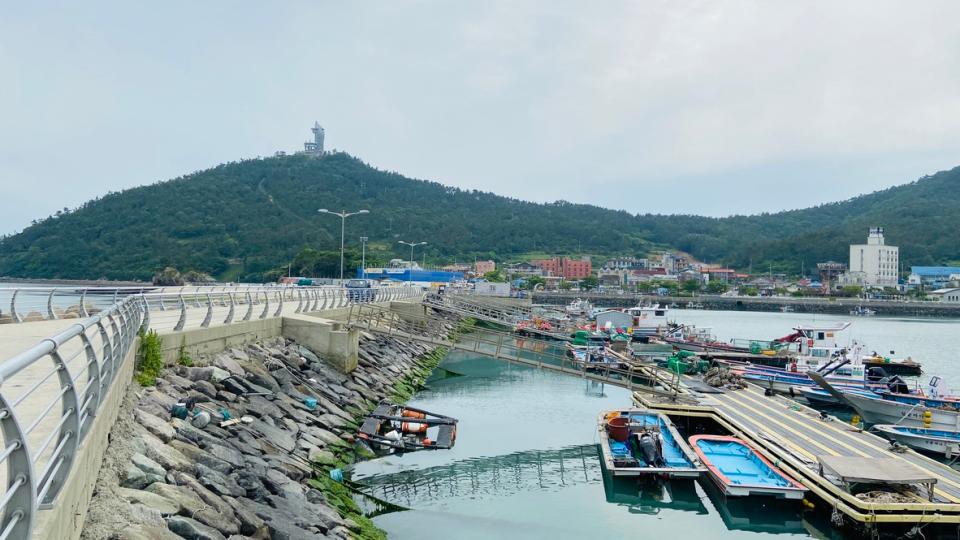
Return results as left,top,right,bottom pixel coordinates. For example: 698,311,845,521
635,381,960,528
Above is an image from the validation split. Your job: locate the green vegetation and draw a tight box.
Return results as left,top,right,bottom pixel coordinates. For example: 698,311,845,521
2,151,959,280
176,338,194,367
135,329,163,386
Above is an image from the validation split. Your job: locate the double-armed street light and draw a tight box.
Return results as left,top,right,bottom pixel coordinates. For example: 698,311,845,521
318,208,369,280
397,240,427,282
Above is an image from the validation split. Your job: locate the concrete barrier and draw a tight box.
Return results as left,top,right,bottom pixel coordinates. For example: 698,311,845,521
156,318,283,364
282,314,359,373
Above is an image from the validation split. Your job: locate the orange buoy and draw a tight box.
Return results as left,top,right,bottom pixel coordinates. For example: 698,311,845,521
402,421,427,433
402,409,426,419
422,438,432,446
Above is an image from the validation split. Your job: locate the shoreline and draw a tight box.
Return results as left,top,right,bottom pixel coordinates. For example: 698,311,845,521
533,292,960,318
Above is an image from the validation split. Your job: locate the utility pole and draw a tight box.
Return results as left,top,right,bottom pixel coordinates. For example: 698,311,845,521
360,236,368,279
398,240,427,282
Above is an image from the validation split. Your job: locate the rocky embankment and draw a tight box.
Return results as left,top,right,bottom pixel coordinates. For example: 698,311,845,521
82,329,451,540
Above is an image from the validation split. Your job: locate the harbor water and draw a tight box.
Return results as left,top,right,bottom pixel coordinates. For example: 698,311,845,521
351,309,960,539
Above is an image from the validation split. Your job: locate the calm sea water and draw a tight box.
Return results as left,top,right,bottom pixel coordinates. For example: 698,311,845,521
351,310,960,539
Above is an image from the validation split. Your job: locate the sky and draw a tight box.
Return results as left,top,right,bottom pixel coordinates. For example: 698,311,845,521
3,1,960,235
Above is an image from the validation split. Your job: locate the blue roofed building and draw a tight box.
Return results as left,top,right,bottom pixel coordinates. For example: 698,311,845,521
907,266,960,290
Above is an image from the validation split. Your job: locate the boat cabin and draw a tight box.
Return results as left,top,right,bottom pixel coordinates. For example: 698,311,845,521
625,304,669,337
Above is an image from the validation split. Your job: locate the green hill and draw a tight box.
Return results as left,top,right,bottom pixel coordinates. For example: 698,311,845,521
0,152,957,281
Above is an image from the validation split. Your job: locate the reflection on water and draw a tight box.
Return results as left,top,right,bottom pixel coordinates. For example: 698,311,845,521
602,475,707,515
361,340,852,539
356,444,603,508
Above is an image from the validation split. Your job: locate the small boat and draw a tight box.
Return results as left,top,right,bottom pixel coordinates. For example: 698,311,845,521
565,298,594,316
850,306,876,316
688,435,806,499
597,409,703,478
358,402,457,452
873,424,960,456
779,305,795,313
811,373,960,430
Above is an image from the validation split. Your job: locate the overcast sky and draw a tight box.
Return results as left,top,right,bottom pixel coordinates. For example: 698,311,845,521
3,1,960,235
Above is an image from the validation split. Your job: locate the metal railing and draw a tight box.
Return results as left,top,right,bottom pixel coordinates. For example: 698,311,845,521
0,284,423,539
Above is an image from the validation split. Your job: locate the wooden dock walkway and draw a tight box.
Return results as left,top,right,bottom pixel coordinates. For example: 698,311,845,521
636,382,960,526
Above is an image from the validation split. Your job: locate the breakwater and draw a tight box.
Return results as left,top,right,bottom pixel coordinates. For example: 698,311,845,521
82,325,454,539
532,292,960,317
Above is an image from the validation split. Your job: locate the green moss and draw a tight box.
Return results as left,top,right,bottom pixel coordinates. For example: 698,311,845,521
311,339,455,539
135,329,163,386
309,477,387,540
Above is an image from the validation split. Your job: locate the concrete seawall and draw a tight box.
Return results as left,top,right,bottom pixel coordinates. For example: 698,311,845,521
78,303,457,539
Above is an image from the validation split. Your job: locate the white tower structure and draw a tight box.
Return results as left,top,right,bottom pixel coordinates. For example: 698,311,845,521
849,227,899,287
303,121,325,156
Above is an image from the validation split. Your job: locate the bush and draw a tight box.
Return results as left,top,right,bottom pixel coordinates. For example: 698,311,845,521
136,329,164,386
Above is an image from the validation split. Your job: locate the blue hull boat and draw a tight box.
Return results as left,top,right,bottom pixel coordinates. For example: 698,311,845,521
873,424,960,456
598,409,703,478
689,435,806,499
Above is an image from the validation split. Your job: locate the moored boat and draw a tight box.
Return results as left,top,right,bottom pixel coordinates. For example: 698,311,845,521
811,372,960,430
358,402,458,453
873,424,960,456
597,409,703,478
688,435,806,499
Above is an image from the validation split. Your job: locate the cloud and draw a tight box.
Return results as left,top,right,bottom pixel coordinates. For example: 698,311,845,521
3,1,960,233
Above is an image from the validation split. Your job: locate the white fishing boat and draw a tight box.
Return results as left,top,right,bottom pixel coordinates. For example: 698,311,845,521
565,298,594,316
811,373,960,430
873,425,960,456
625,304,669,339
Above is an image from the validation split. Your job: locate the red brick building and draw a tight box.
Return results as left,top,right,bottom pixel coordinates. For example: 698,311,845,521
531,257,592,279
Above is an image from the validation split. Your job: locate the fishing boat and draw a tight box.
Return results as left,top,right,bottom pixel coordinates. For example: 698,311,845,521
873,425,960,456
569,346,625,370
850,305,877,317
688,435,806,499
358,402,458,452
597,409,703,478
626,304,670,340
565,298,594,316
811,372,960,430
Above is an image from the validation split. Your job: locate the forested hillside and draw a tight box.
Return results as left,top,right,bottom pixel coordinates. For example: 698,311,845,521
0,152,957,281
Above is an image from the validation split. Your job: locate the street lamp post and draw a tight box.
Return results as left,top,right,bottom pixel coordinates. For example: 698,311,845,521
360,236,368,279
318,208,369,280
397,240,427,283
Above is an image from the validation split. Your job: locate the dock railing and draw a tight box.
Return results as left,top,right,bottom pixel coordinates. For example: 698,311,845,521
0,284,423,539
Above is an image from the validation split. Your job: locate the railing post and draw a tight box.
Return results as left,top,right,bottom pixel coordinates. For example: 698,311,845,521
0,393,35,539
201,294,213,328
193,287,203,308
47,288,57,320
79,290,89,318
80,331,102,422
295,290,304,314
273,291,283,318
311,289,320,311
259,292,269,319
10,289,21,323
140,296,150,333
174,295,187,331
224,293,235,324
37,348,81,508
242,293,253,321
